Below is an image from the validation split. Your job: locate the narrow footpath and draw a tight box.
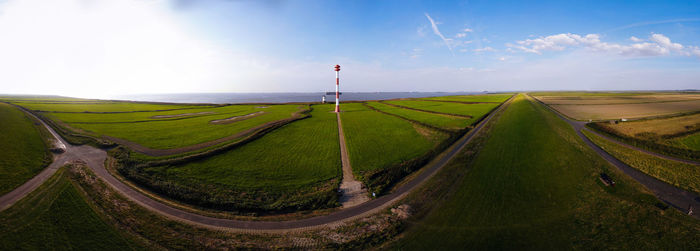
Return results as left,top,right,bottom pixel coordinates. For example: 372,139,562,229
1,97,513,232
336,113,370,207
529,95,700,219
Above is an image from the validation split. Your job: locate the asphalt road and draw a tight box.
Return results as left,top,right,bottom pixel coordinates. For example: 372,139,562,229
0,96,513,232
0,108,106,211
529,95,700,219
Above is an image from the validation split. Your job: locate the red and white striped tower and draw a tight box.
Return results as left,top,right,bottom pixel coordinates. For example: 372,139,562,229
334,64,341,113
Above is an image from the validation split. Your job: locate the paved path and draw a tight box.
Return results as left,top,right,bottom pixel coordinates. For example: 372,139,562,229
0,108,106,211
529,95,700,219
336,113,370,208
1,97,513,231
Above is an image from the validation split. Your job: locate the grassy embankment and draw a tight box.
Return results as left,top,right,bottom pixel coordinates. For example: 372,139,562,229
118,104,341,213
393,95,700,249
583,129,700,194
420,94,512,103
0,168,136,250
0,103,52,195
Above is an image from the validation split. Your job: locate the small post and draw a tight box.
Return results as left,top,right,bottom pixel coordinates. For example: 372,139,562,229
334,64,340,113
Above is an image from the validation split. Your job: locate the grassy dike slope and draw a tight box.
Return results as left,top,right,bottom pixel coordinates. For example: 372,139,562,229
0,168,135,250
128,104,341,212
395,95,700,249
0,103,51,194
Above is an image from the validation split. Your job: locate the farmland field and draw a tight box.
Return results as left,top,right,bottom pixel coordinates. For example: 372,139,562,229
43,104,303,150
121,104,342,212
590,113,700,151
0,103,51,195
583,129,700,194
0,168,135,250
394,95,700,249
533,93,700,120
536,94,700,105
365,101,470,130
383,100,500,121
421,94,512,103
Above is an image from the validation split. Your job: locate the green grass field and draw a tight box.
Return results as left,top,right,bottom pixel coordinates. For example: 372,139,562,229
394,95,700,249
0,103,51,195
365,101,470,130
383,100,499,120
0,168,136,250
341,103,445,174
670,132,700,150
583,129,700,194
15,100,209,113
421,94,512,103
125,104,341,212
46,104,303,149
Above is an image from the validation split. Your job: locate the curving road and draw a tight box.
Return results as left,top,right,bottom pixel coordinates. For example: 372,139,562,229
0,107,107,211
1,96,514,231
529,95,700,219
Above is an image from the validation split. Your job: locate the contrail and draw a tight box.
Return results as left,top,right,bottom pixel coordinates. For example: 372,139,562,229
425,13,454,55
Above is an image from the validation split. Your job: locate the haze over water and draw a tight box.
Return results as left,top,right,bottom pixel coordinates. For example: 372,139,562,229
111,92,483,104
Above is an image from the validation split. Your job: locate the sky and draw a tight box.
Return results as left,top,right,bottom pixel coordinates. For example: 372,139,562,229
0,0,699,98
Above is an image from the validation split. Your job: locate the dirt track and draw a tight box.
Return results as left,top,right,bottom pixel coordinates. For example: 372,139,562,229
529,95,700,219
0,96,513,232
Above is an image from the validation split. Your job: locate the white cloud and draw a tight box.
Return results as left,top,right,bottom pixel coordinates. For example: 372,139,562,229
649,33,683,52
464,28,473,32
509,33,696,58
424,13,453,54
473,47,496,53
455,33,467,38
629,36,643,42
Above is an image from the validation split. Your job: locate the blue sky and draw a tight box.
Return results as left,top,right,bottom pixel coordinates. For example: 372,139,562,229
0,0,699,97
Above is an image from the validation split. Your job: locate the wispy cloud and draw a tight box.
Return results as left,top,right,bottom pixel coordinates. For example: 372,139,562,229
607,18,700,32
424,13,453,55
508,33,696,58
473,47,496,53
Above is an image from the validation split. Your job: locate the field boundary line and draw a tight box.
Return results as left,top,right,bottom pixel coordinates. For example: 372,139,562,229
378,100,473,118
362,102,460,135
